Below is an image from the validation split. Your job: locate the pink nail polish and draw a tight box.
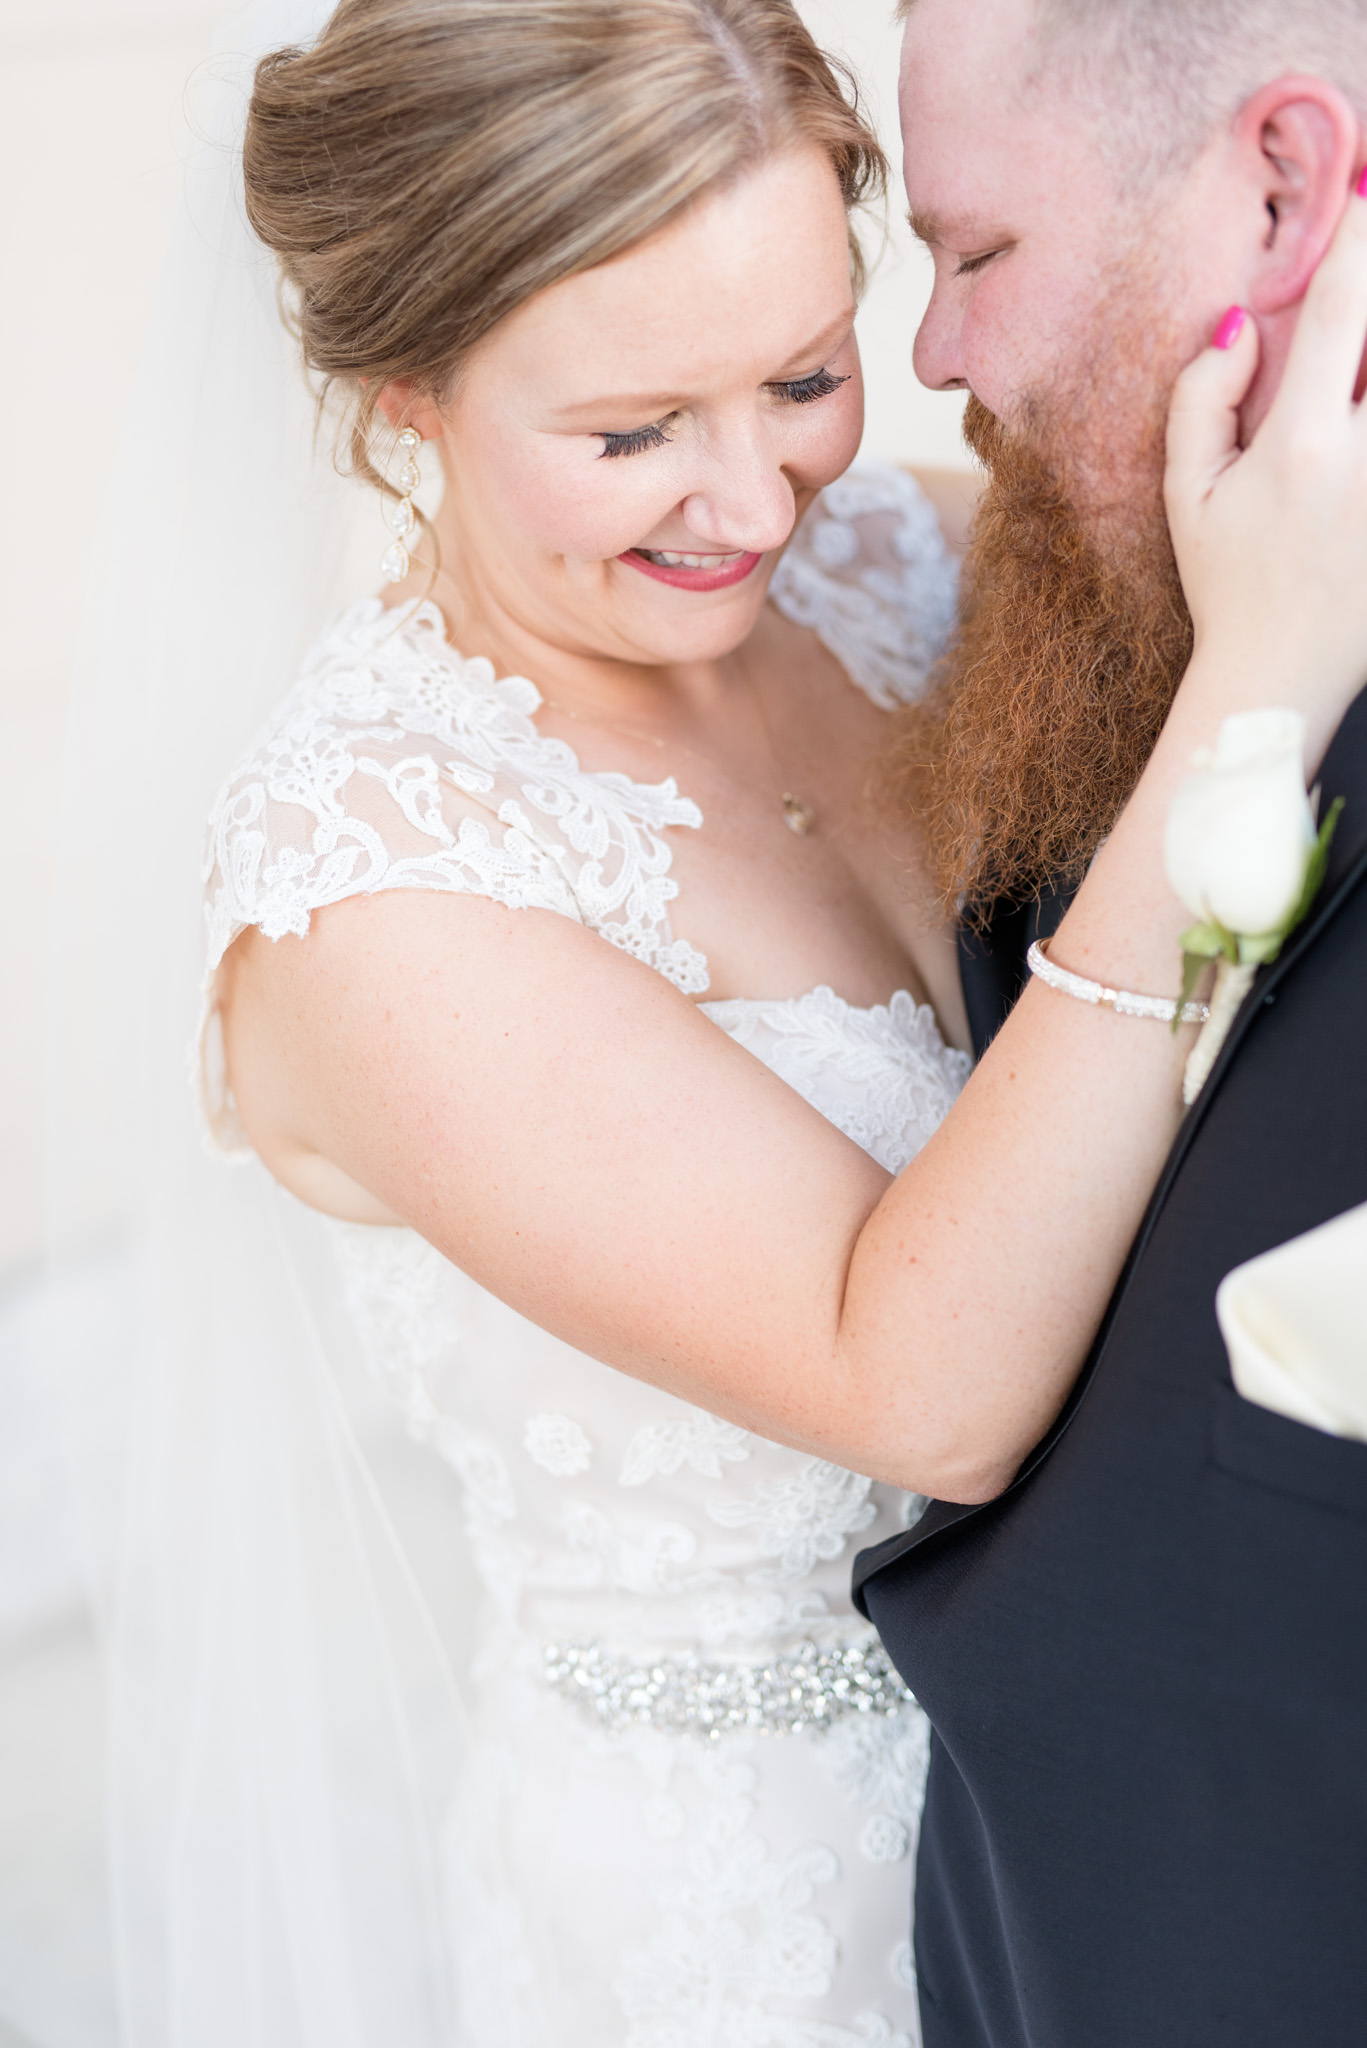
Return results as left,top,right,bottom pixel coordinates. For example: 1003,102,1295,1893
1212,305,1246,350
1357,162,1367,198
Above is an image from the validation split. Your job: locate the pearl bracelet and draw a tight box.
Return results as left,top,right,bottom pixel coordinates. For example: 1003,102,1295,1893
1026,938,1211,1026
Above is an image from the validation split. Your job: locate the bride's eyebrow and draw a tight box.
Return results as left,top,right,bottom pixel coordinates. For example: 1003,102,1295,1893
548,310,856,424
552,388,687,420
768,309,856,378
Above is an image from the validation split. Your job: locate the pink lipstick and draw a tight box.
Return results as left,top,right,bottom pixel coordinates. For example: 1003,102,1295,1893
619,548,763,593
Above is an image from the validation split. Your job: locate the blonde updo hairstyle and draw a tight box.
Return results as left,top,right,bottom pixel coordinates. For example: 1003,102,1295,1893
242,0,886,526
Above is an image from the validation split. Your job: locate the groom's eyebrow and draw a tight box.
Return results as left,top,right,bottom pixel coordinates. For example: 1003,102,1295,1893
907,206,1002,252
907,207,944,248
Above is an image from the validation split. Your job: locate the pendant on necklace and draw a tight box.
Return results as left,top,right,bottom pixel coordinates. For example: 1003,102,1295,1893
781,793,817,836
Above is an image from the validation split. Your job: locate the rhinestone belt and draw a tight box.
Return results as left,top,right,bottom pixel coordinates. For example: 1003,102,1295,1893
542,1636,916,1740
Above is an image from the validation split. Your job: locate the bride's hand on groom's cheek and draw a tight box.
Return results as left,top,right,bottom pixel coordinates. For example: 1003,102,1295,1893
1164,168,1367,764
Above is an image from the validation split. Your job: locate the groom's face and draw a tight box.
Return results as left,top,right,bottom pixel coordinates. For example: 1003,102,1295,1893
892,0,1258,906
899,0,1239,537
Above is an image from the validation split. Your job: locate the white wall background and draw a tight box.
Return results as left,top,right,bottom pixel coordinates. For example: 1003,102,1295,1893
0,0,969,1280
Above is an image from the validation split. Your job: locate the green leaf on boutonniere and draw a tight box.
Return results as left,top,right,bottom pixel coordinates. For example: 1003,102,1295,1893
1173,919,1237,1030
1236,928,1285,965
1178,919,1239,961
1175,943,1212,1029
1282,795,1344,944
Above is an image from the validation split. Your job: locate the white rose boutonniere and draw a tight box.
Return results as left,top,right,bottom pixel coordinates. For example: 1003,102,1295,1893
1164,709,1343,1105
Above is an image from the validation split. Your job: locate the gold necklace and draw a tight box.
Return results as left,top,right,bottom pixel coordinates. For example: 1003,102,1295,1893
425,558,817,834
736,646,817,836
542,661,817,837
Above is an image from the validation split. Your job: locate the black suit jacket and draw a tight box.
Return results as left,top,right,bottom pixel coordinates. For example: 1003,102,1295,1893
853,686,1367,2047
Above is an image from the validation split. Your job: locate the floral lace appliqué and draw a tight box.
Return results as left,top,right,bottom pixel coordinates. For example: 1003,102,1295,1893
700,988,970,1179
769,466,958,713
331,1222,467,1418
525,1412,594,1476
613,1744,914,2048
203,595,710,1004
708,1460,879,1583
621,1409,753,1487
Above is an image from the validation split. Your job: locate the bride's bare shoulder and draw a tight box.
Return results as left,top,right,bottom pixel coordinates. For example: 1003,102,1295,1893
213,884,716,1229
215,891,570,1226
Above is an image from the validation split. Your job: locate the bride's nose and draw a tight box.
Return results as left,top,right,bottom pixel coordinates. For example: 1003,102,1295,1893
679,434,797,557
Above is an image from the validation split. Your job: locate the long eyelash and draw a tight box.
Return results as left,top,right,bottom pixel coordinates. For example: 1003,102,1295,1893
598,420,674,459
954,251,997,278
775,367,850,405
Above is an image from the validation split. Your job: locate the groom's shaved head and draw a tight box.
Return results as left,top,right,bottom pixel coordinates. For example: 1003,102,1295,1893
893,0,1367,908
1027,0,1367,182
903,0,1367,181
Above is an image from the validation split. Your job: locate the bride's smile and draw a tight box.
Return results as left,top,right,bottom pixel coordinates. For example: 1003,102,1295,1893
380,144,865,680
618,545,761,590
349,137,964,1036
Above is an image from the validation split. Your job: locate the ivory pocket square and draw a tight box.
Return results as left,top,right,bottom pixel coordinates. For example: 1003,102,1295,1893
1216,1202,1367,1440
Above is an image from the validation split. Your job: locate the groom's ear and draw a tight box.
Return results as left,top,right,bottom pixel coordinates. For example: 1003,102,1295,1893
1235,77,1361,316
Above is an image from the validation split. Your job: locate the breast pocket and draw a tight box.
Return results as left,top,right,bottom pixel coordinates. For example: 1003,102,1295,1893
1209,1379,1367,1521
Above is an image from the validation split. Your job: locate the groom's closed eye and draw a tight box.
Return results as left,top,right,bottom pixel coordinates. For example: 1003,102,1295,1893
953,250,1004,277
907,205,1012,270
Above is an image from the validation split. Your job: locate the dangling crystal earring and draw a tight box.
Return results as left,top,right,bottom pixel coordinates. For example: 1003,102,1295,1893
380,426,422,583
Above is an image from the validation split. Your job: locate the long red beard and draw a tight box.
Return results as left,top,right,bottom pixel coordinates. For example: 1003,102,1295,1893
887,386,1193,916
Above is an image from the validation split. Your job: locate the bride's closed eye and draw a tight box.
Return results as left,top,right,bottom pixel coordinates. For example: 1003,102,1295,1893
596,366,850,458
768,366,849,404
598,417,677,459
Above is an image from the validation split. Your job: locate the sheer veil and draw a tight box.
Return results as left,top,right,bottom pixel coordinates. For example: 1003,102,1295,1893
45,2,468,2038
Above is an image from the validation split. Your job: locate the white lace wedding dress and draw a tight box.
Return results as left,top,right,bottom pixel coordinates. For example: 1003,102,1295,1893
201,466,968,2048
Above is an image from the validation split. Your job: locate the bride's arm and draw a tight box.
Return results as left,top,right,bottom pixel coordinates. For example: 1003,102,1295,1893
222,184,1367,1505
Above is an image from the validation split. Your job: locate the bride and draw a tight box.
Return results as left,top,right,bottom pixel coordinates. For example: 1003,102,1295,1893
56,0,1367,2042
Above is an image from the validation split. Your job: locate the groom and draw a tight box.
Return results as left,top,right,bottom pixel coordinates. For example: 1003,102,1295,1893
855,0,1367,2042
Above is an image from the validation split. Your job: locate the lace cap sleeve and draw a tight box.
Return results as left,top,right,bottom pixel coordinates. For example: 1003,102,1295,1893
202,598,588,981
768,464,959,711
199,596,707,1152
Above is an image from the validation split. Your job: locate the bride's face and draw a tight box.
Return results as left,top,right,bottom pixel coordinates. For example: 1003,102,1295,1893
408,146,864,668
